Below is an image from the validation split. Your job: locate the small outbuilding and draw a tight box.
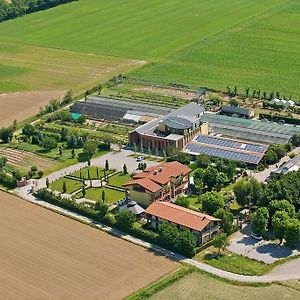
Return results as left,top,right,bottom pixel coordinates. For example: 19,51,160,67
118,200,145,217
221,105,254,118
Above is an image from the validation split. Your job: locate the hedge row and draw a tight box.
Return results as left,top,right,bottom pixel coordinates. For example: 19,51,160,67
0,171,17,189
259,113,300,126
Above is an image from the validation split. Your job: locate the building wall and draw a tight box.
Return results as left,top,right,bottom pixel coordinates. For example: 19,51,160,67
147,215,219,245
128,189,153,207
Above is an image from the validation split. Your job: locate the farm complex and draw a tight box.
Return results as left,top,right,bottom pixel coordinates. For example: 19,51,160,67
1,0,300,299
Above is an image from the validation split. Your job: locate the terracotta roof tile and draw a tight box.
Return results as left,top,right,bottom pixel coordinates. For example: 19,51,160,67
133,161,191,185
145,202,220,231
123,178,161,193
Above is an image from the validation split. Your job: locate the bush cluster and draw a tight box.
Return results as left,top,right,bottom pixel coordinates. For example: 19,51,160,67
0,0,76,23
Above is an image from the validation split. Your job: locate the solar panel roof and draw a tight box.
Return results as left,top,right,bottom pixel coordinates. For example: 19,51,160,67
184,134,268,164
195,135,267,153
184,143,262,164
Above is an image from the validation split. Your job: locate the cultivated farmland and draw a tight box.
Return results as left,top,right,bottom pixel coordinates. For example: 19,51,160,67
0,147,57,172
147,271,300,300
0,41,144,94
0,191,178,299
0,0,298,97
132,0,300,98
0,90,64,127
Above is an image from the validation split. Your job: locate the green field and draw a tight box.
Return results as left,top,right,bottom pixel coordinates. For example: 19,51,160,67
0,0,298,97
195,247,268,276
132,0,300,98
0,41,142,93
143,270,300,300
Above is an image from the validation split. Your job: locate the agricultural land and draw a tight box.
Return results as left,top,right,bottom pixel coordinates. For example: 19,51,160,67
0,191,178,299
129,267,300,300
0,0,299,100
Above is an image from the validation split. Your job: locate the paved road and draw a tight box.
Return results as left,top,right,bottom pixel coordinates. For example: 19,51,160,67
252,147,300,182
12,189,300,283
34,149,158,190
228,225,300,264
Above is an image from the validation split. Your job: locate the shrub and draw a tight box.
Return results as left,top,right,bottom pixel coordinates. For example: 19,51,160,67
115,210,136,231
0,171,16,189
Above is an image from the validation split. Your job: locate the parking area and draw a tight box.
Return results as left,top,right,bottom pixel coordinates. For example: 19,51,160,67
228,225,300,264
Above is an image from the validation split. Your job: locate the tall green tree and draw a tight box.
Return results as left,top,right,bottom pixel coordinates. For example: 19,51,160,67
251,207,269,235
115,210,136,231
284,219,300,248
213,233,229,254
105,159,109,171
200,191,224,215
214,208,233,235
272,211,289,244
62,181,67,193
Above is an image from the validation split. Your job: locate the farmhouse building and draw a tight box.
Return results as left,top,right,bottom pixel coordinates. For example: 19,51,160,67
123,161,191,207
128,102,208,152
221,105,254,118
145,201,221,245
270,98,295,108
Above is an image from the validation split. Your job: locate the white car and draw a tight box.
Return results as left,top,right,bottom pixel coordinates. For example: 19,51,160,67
136,156,144,162
251,232,263,241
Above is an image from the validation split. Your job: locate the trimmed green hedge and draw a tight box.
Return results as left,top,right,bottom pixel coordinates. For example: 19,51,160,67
0,172,16,189
259,113,300,125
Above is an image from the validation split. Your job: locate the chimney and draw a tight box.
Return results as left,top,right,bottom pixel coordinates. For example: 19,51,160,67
159,167,163,172
153,170,158,175
202,216,206,220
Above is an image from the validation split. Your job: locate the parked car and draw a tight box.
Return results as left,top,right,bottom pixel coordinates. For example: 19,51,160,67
136,156,144,162
251,232,263,241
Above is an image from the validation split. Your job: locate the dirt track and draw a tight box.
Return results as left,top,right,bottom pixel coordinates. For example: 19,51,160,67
0,90,64,127
0,191,177,299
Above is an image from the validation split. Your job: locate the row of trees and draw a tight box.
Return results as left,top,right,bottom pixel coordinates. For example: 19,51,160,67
259,143,290,169
226,86,292,101
0,0,76,22
234,171,300,209
251,204,300,248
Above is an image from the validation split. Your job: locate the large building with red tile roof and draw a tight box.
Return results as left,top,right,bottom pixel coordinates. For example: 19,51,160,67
145,201,221,245
123,161,192,207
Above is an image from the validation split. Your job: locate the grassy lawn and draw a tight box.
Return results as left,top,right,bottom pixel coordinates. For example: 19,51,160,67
221,176,248,193
131,267,300,300
76,187,125,204
108,173,132,188
195,247,268,276
188,196,201,210
50,177,83,194
71,167,114,180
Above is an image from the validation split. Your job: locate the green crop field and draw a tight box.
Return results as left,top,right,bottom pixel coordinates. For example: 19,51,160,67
0,41,143,94
0,0,298,97
132,0,300,98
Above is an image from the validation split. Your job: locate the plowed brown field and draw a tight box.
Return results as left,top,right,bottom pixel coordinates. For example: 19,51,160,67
0,191,178,299
0,90,64,127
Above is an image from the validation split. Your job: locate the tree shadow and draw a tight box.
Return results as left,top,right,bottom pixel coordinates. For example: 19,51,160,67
256,243,293,259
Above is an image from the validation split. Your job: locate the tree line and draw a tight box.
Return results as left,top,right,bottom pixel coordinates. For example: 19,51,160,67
233,172,300,248
0,0,77,22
